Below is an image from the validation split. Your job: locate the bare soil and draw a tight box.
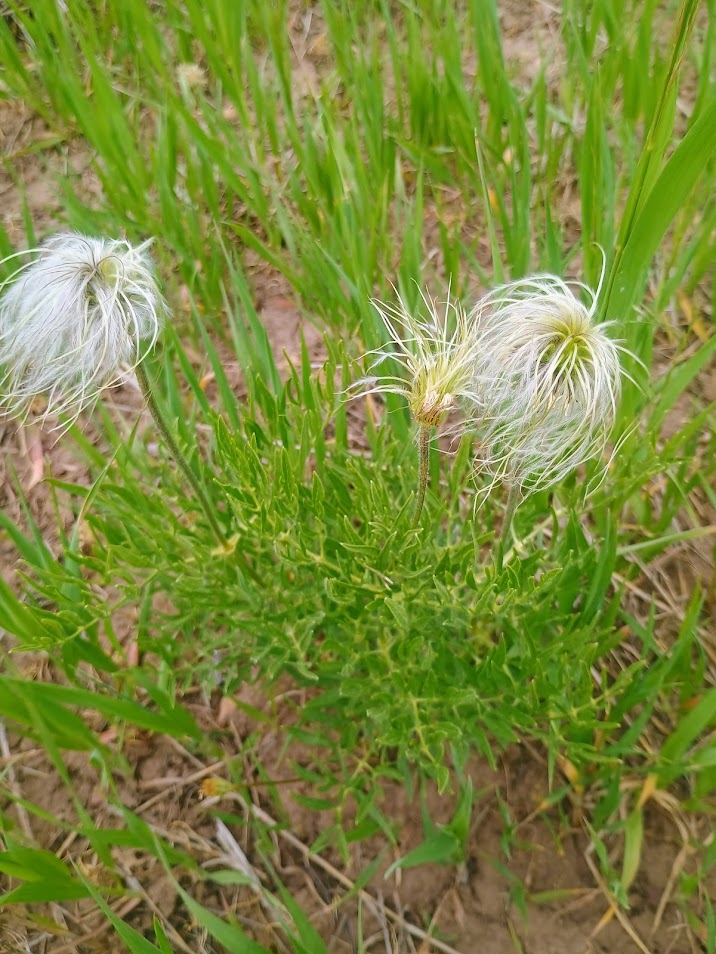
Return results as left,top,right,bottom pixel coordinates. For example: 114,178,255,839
3,683,712,954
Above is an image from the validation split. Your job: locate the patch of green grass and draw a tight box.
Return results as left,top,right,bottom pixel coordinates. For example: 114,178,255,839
0,0,715,949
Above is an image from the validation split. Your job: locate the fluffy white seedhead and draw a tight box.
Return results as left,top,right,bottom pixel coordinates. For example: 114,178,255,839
469,272,627,493
0,233,164,422
359,287,483,429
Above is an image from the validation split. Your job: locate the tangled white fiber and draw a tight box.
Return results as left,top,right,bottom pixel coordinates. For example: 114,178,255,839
358,268,629,502
361,285,483,429
469,272,629,493
0,233,164,423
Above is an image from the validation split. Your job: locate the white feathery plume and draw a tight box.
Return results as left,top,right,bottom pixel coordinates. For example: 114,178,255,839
0,233,164,423
354,285,488,525
359,285,483,430
468,269,630,494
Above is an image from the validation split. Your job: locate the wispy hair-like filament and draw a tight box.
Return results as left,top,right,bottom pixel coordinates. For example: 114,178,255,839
357,285,484,429
468,270,631,494
0,232,164,424
353,285,485,524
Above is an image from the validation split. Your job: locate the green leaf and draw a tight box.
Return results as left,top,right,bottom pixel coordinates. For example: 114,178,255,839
605,96,716,331
152,836,271,953
174,881,272,953
649,333,716,433
0,841,90,906
79,874,165,954
0,676,199,741
152,918,174,954
659,687,716,785
384,830,461,878
273,877,330,954
621,807,643,891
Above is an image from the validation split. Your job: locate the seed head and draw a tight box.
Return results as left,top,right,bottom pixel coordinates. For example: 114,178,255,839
0,233,164,422
470,273,627,492
360,287,481,430
176,62,206,90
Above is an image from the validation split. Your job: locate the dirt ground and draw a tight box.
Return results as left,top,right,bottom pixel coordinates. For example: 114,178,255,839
1,4,714,953
2,678,711,954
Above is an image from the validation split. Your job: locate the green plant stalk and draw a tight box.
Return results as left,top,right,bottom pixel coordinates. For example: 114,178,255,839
412,423,431,527
598,0,700,324
135,361,225,547
495,483,519,572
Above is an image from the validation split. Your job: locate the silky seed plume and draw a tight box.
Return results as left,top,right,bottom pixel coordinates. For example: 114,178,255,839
361,286,481,429
0,232,164,422
469,271,629,493
355,286,483,524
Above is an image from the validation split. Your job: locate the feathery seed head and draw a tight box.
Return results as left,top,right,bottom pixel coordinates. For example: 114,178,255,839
470,273,627,492
362,288,481,430
0,232,164,421
176,62,206,90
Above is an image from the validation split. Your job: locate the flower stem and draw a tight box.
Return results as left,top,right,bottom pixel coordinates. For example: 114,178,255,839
495,483,520,573
411,423,431,527
135,361,226,548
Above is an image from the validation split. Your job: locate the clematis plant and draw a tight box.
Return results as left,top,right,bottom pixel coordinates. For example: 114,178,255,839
0,232,226,548
360,271,628,549
359,286,484,525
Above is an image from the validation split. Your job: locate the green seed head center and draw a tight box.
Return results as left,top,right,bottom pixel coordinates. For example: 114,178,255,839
409,365,454,425
98,256,121,284
540,312,594,373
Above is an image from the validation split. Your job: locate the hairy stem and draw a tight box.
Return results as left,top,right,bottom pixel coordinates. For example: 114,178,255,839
411,424,431,527
495,483,520,572
135,361,225,547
